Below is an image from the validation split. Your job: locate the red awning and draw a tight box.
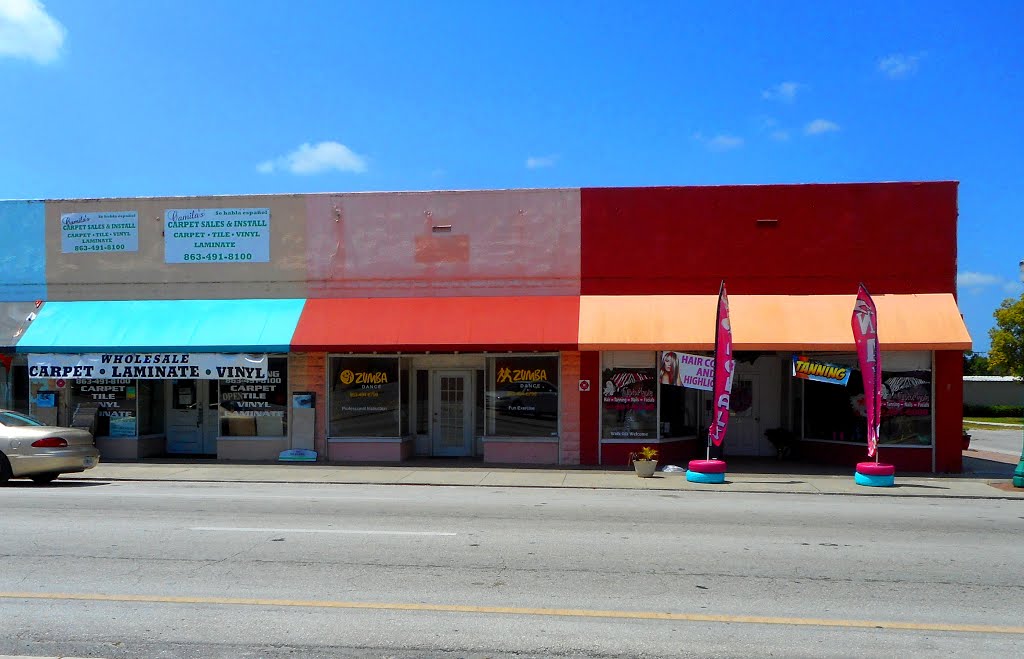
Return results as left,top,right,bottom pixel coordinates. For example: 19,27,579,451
291,296,581,352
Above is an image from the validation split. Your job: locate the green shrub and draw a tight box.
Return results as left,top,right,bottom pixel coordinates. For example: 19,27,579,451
963,404,1024,417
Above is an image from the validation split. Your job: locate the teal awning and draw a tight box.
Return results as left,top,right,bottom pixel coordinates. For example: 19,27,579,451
15,299,306,353
1,302,39,351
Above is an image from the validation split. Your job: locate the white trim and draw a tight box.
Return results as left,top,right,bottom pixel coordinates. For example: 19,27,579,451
601,437,694,445
328,437,409,444
482,436,559,443
217,435,287,442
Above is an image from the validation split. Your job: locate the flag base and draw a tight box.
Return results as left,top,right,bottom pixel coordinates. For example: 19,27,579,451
686,459,727,484
854,461,895,487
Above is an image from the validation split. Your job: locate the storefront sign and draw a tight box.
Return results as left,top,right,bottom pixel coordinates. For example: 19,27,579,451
61,211,139,254
29,353,268,380
792,355,851,386
659,351,715,391
490,356,560,435
164,208,270,264
851,284,882,457
71,379,137,437
601,367,657,439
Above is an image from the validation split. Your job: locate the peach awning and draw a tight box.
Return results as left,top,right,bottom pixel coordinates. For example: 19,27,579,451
578,294,972,351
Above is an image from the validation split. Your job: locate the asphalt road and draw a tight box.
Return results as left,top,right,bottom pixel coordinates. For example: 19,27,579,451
967,427,1024,456
1,480,1022,658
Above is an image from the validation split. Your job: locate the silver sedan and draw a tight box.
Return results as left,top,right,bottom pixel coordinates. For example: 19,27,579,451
0,409,100,484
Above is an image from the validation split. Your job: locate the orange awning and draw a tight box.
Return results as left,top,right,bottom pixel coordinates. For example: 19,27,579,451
292,296,581,352
578,294,972,351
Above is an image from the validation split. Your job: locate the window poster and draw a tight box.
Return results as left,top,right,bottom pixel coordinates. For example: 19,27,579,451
601,367,657,439
71,379,137,438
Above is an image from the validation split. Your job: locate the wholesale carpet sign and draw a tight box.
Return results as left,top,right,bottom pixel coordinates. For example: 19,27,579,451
791,356,852,386
164,208,271,263
28,353,268,380
61,211,139,253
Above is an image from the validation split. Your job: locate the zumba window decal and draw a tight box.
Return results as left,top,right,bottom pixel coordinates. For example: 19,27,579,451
487,356,559,437
601,367,657,439
329,356,400,437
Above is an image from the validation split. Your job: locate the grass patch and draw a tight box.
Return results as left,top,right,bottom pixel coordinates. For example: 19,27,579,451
964,417,1024,427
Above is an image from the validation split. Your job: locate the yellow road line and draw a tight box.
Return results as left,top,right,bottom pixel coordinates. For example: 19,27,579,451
1,591,1022,635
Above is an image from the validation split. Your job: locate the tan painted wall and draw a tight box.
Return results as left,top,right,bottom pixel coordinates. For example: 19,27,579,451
45,195,308,300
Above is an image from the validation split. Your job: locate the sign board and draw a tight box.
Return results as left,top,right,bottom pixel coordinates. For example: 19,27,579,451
578,379,591,392
659,351,715,391
28,353,268,380
164,208,270,263
61,211,139,253
791,355,852,386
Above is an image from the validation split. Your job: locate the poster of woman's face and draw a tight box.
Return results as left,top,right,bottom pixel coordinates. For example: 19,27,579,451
659,351,683,386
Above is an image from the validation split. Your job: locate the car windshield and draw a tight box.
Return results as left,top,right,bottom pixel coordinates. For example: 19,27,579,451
0,411,45,427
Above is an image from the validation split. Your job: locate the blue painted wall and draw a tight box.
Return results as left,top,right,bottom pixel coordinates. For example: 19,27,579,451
0,200,46,301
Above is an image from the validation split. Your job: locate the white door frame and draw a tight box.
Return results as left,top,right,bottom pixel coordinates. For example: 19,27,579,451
166,379,219,455
430,370,474,457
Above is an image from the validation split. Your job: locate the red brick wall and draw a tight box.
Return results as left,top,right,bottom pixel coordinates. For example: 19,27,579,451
559,351,581,465
287,352,327,456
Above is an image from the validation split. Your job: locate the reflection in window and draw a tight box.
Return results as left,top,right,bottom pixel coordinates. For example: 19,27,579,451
329,356,400,437
486,356,559,437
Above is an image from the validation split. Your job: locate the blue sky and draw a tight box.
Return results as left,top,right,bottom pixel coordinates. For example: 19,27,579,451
1,0,1021,350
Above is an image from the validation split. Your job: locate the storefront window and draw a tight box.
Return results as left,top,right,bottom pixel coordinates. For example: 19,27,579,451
415,370,429,435
329,356,400,437
658,383,701,438
137,379,165,435
803,355,932,446
602,367,657,440
71,379,138,437
220,356,288,437
485,356,559,437
400,358,411,436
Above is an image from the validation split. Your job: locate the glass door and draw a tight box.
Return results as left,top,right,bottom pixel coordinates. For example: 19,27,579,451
431,370,473,457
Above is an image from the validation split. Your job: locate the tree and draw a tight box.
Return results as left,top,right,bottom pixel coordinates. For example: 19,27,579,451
988,293,1024,377
963,351,994,376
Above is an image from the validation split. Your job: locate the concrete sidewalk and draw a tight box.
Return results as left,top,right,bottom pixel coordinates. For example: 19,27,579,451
64,457,1024,500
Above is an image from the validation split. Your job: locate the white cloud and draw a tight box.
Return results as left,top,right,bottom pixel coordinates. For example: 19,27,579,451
762,82,801,102
693,132,744,151
258,141,367,175
804,119,840,135
525,155,558,169
957,271,1020,296
770,130,790,142
878,53,922,79
0,0,66,64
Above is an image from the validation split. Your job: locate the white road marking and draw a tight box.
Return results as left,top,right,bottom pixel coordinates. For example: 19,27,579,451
190,526,456,536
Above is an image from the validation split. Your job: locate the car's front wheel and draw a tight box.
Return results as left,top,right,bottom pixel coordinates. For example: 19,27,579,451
0,453,11,483
30,472,59,485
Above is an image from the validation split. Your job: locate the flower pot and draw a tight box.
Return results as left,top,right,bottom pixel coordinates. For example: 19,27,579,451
961,433,971,451
633,459,658,478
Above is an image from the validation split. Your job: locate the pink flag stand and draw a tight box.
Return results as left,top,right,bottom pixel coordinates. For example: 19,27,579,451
851,284,895,487
687,282,733,485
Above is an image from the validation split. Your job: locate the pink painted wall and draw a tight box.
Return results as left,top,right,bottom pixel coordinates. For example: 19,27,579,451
328,441,412,462
305,190,581,297
484,441,560,465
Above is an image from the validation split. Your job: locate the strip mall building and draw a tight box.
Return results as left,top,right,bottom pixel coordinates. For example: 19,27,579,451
0,182,971,472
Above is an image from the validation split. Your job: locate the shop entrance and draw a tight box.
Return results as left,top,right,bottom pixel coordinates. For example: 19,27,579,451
724,358,782,457
166,379,219,455
431,370,474,456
